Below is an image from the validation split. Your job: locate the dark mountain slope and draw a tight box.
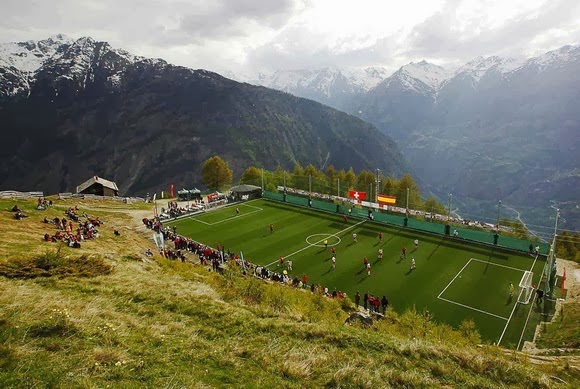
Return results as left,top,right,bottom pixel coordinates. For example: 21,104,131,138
0,39,406,195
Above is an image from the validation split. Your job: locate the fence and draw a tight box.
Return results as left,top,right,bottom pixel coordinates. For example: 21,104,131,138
0,190,44,199
263,191,550,255
58,193,145,203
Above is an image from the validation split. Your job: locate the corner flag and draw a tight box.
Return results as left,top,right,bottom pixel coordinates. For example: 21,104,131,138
561,268,567,295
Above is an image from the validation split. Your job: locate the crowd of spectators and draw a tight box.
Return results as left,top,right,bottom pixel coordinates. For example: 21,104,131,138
159,200,204,220
42,206,104,248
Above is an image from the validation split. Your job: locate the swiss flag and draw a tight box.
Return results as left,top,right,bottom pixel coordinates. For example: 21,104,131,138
348,190,367,201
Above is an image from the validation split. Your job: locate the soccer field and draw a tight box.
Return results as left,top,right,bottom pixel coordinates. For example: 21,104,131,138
165,199,546,348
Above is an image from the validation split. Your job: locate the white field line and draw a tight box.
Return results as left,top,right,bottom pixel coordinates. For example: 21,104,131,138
437,258,473,299
163,199,262,225
264,220,366,268
470,258,527,273
189,206,264,226
438,257,526,321
438,297,508,321
498,254,539,346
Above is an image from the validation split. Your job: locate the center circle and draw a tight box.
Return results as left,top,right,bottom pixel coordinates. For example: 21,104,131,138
305,233,342,247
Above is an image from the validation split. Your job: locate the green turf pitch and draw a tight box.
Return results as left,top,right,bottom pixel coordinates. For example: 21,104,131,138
165,199,546,347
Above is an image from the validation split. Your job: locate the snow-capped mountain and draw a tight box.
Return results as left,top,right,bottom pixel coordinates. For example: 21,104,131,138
0,34,167,99
226,66,391,111
355,44,580,230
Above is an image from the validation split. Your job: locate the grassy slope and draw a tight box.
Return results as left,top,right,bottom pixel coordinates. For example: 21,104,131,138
0,198,578,388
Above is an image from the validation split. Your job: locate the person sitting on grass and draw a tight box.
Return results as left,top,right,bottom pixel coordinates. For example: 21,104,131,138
15,210,28,220
11,204,21,212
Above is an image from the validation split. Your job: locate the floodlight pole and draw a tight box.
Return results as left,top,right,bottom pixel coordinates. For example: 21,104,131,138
496,200,502,234
337,178,340,197
375,168,381,203
309,175,312,196
283,171,286,191
370,183,373,203
448,194,452,221
406,188,409,211
261,169,264,190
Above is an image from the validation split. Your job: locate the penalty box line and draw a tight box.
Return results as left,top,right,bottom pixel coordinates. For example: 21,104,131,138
264,220,366,268
437,258,514,321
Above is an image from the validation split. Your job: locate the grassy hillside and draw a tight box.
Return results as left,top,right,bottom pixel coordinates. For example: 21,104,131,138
0,198,578,388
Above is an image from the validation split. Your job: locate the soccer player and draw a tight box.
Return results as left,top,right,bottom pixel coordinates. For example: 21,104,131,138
378,248,383,260
287,260,293,271
331,256,336,270
278,256,284,267
410,257,416,270
363,257,369,269
269,223,274,234
352,232,357,242
342,214,348,223
236,207,240,215
509,282,514,297
378,232,383,243
366,262,371,276
331,246,336,256
324,239,328,250
401,247,407,258
414,239,419,249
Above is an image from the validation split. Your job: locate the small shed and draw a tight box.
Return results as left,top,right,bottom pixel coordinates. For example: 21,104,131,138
230,184,262,201
76,176,119,197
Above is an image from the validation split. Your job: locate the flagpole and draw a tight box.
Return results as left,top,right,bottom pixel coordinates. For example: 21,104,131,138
337,178,340,198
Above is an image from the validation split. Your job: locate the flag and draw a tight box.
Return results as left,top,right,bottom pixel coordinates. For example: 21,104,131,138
377,194,396,205
561,268,567,294
170,184,175,198
348,190,367,201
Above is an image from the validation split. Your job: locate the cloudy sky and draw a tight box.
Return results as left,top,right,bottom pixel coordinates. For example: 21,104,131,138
2,0,579,74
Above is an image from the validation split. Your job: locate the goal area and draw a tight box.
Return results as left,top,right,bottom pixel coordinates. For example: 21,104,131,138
518,271,534,304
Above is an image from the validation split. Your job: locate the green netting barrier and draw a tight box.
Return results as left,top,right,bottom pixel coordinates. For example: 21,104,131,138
262,191,548,254
408,218,445,234
311,199,337,213
286,193,309,207
499,235,550,255
374,212,406,227
263,191,284,201
454,226,495,245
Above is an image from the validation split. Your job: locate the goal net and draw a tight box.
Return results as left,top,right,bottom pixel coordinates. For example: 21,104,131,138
518,271,534,304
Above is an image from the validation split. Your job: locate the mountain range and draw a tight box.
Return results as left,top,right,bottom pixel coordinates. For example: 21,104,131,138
230,46,580,231
0,35,407,196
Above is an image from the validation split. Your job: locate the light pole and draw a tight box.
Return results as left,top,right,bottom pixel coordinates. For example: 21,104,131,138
448,194,452,221
375,168,381,203
496,200,502,233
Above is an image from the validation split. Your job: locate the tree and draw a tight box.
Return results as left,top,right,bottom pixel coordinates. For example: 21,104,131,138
424,197,447,216
381,177,398,196
201,156,233,191
357,170,375,193
396,174,422,209
239,166,261,185
344,168,356,190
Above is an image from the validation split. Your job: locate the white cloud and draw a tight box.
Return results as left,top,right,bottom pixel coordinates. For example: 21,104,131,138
0,0,579,74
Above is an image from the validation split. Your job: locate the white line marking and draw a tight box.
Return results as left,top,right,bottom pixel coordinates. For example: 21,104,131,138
437,257,519,321
470,258,527,273
438,297,508,320
264,220,366,268
437,258,473,299
500,254,540,347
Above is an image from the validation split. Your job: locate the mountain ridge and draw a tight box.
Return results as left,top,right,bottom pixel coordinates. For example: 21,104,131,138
0,35,408,196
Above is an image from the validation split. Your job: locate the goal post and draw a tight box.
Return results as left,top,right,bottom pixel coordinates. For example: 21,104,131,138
518,271,534,304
